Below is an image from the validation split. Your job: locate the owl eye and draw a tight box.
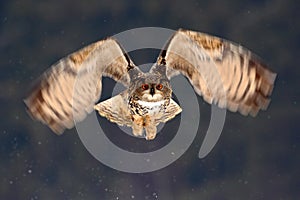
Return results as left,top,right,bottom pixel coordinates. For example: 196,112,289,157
156,84,163,90
141,84,149,90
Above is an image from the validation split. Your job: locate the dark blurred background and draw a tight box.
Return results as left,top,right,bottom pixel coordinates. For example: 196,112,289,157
1,0,299,199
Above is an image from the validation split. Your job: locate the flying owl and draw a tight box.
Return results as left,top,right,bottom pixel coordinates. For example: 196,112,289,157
24,29,276,140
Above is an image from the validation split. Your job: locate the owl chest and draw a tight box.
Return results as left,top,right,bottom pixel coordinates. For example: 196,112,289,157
129,99,168,116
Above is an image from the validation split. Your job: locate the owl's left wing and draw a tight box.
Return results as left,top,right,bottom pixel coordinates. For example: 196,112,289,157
157,29,277,116
25,38,136,134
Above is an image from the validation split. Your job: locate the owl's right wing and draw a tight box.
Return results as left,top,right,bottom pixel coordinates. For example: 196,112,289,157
157,29,277,116
25,38,136,134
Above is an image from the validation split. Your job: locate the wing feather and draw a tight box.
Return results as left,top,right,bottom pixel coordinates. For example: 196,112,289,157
94,93,132,127
154,99,182,125
158,29,276,116
25,38,135,134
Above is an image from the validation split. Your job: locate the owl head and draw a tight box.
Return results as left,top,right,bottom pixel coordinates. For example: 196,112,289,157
129,71,171,102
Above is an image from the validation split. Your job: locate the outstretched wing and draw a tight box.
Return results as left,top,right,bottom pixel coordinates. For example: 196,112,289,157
24,38,136,134
157,29,277,116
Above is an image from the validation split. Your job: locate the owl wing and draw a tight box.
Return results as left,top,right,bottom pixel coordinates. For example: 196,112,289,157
24,38,136,134
154,99,182,125
94,92,133,127
156,29,277,116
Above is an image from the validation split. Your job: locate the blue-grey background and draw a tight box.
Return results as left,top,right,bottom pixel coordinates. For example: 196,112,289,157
1,0,299,199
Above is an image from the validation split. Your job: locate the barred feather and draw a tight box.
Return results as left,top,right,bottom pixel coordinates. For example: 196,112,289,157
24,38,135,134
157,29,276,116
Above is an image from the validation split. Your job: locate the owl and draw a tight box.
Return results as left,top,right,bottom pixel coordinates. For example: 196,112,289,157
24,29,277,140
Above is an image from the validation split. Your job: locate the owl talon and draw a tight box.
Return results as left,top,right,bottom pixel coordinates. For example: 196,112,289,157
132,125,143,137
145,124,157,140
145,133,156,140
132,115,144,137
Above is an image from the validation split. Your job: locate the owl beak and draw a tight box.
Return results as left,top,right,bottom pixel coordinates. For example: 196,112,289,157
150,86,155,96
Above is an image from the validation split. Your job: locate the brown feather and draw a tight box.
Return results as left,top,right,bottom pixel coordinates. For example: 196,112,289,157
24,38,135,134
158,29,277,116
